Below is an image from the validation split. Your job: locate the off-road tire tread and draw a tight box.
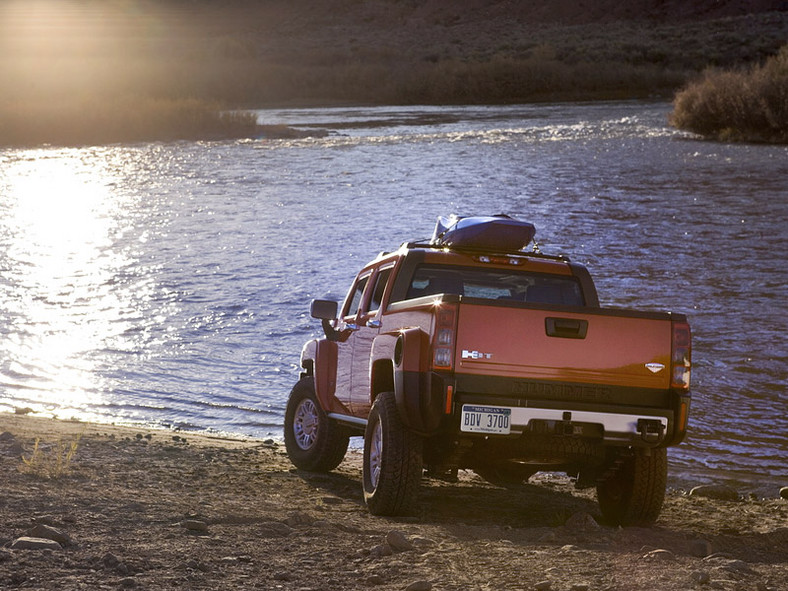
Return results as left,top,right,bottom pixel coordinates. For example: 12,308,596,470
363,391,423,516
284,377,349,472
597,448,667,526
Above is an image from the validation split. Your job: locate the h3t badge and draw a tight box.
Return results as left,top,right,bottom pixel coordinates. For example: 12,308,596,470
462,349,493,360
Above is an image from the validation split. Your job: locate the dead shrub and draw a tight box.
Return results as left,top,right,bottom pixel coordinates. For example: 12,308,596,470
670,46,788,143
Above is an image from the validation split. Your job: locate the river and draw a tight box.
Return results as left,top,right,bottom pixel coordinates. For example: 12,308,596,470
1,101,786,495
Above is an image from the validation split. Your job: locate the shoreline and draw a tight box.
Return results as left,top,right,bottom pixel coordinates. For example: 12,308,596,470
1,412,786,590
5,411,785,500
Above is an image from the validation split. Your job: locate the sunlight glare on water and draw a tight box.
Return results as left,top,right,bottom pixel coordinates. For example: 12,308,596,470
0,150,150,419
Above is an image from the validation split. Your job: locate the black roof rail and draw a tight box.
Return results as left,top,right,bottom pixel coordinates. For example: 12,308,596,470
401,240,571,262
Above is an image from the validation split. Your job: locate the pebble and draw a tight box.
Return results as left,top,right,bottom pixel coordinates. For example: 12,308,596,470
273,571,295,581
641,549,676,561
386,530,415,552
689,484,739,501
10,536,62,551
259,522,293,538
103,552,121,567
534,581,552,591
564,512,600,530
689,538,713,557
404,581,432,591
182,519,208,532
284,511,315,527
369,544,393,558
366,574,386,585
690,571,711,584
717,559,752,573
780,487,788,500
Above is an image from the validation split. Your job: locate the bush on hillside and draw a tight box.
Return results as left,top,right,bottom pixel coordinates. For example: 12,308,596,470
670,46,788,143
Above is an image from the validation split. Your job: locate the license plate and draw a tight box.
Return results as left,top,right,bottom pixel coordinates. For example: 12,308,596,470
460,405,511,435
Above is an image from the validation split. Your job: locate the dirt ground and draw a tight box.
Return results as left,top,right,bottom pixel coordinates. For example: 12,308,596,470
1,414,786,591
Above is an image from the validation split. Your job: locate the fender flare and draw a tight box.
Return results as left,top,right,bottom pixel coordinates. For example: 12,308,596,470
300,338,346,414
389,328,444,433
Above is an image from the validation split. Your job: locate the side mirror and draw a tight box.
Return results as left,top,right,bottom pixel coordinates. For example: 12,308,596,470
310,299,338,321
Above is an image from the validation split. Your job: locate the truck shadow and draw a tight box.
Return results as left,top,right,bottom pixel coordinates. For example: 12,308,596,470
417,474,600,528
295,467,600,528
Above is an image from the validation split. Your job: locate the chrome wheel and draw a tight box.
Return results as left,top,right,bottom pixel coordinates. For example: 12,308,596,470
284,377,349,472
368,421,383,489
293,398,319,451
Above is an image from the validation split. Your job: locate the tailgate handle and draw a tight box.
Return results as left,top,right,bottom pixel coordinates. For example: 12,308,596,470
545,317,588,339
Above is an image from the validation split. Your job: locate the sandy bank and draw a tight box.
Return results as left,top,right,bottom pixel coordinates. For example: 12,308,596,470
1,414,786,590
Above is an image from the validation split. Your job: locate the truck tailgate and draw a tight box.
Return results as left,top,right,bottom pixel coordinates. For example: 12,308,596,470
454,302,673,390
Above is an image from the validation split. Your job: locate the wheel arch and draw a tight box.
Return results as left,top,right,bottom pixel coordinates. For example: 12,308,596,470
300,337,343,414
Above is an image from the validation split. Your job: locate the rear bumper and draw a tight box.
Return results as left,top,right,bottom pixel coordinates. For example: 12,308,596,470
458,403,672,446
450,373,688,448
394,370,689,446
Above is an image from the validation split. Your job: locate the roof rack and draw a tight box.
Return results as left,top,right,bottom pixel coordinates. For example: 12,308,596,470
402,240,571,262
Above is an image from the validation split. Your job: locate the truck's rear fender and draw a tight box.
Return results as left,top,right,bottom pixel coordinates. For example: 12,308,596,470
383,327,445,433
300,338,347,414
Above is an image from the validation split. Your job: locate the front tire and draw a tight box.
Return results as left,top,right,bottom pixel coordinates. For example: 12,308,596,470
596,448,667,526
284,377,349,472
362,392,423,516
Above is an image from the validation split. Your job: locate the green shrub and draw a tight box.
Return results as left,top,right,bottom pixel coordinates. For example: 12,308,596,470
670,46,788,143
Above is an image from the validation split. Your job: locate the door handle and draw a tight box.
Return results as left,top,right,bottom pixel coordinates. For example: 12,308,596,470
545,317,588,339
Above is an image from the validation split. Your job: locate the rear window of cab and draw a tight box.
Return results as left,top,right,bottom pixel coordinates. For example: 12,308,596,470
401,264,584,306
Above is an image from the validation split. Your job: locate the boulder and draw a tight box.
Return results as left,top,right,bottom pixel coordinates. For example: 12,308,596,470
28,523,75,547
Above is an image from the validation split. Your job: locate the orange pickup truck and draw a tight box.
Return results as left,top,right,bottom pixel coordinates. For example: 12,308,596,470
285,216,691,525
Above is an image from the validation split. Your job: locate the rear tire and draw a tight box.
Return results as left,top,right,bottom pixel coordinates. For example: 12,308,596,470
362,392,423,515
284,377,349,472
596,448,667,526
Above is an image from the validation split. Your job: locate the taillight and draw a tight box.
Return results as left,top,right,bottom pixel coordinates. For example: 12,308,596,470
431,302,457,370
670,321,691,391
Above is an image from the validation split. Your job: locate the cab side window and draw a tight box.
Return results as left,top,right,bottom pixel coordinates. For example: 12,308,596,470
368,267,393,314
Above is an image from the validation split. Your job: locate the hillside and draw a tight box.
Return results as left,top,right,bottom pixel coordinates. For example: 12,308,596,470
1,0,786,106
1,0,787,144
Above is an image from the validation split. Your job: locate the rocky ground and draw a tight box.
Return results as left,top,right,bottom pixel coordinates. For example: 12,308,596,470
1,414,786,591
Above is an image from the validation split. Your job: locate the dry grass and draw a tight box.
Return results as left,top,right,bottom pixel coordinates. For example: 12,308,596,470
20,433,82,479
670,46,788,143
